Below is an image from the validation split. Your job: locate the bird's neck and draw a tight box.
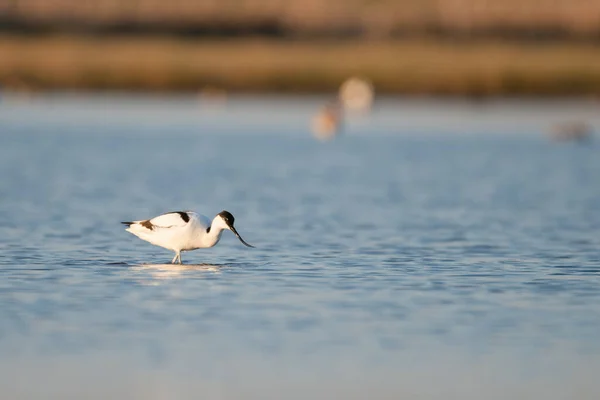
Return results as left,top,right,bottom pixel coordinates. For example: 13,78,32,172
201,221,226,248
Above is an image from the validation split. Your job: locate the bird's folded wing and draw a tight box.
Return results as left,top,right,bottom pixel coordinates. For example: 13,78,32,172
149,212,191,228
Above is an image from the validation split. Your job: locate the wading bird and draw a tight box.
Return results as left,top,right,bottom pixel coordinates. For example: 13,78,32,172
122,210,254,264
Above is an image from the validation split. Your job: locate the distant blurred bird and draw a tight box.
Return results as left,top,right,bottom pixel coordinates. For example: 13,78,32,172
548,121,593,142
339,77,374,114
198,86,228,108
122,210,254,264
311,100,343,141
311,77,375,141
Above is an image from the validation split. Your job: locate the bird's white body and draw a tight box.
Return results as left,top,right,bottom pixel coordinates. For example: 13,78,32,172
126,211,223,250
123,210,253,264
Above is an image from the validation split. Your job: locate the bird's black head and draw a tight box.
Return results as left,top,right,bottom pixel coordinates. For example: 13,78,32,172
217,210,255,248
218,210,235,228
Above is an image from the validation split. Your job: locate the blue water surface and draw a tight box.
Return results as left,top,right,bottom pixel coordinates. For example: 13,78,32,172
0,94,599,399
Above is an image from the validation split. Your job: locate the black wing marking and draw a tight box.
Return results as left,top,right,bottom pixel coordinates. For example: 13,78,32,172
175,211,190,223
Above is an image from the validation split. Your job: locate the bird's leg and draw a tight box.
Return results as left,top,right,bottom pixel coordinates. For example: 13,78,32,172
177,252,182,264
171,253,178,264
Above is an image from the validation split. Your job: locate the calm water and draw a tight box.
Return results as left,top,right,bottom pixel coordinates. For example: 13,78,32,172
0,94,599,399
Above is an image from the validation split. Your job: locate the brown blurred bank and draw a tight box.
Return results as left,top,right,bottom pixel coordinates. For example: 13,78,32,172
1,0,600,96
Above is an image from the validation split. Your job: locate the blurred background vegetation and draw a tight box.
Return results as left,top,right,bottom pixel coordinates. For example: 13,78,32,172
1,0,600,96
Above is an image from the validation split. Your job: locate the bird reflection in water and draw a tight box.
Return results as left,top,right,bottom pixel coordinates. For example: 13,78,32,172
131,263,224,284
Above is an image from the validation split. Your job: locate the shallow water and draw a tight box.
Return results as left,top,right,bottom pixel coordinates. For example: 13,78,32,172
0,94,600,399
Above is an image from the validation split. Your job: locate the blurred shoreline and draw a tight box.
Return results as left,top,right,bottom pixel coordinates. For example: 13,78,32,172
1,34,600,97
3,0,600,41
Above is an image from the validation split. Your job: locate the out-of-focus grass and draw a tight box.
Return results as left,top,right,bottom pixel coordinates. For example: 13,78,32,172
3,0,600,38
1,35,600,95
